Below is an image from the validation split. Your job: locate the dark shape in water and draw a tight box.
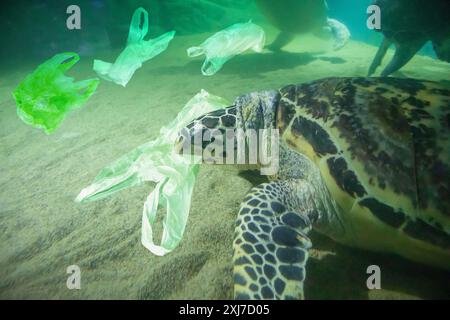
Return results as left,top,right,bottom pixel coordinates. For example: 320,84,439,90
368,0,450,77
255,0,350,51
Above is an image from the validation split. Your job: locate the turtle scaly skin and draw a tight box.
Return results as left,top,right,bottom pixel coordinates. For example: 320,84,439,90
177,77,450,299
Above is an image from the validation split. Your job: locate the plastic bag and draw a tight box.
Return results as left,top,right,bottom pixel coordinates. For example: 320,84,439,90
93,7,176,87
12,52,99,134
76,90,230,256
187,21,265,76
327,18,351,51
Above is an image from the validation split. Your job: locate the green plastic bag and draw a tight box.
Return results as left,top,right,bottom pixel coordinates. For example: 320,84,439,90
12,52,99,134
76,90,230,256
187,21,265,76
94,7,176,87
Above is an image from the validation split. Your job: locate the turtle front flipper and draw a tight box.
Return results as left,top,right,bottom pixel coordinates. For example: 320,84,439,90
267,32,295,52
234,180,316,300
326,18,350,51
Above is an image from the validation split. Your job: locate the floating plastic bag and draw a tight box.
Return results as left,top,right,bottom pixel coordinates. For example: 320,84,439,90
187,21,265,76
12,52,99,134
93,7,175,87
76,90,230,256
326,18,351,51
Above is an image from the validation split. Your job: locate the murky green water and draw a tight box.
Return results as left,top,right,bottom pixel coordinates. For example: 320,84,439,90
0,0,449,300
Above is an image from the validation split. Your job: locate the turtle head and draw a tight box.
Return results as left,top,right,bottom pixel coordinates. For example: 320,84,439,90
174,105,239,159
175,90,280,167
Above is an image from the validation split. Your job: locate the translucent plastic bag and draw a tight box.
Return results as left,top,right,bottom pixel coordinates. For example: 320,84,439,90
187,21,265,76
12,52,99,134
327,18,351,51
76,90,230,256
94,7,175,87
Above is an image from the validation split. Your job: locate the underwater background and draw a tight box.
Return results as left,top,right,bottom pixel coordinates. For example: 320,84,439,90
0,0,449,299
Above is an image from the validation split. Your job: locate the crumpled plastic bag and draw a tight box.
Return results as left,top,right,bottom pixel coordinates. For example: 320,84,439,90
12,52,99,134
93,7,176,86
326,18,351,51
76,90,230,256
187,21,265,76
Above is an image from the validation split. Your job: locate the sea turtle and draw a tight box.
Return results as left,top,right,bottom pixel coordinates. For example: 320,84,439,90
368,0,450,77
255,0,351,51
176,77,450,299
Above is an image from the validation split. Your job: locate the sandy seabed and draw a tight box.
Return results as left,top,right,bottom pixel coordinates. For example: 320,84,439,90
1,32,449,299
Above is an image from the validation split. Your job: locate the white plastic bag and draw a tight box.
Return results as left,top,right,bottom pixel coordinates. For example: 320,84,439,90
76,90,230,256
93,7,175,87
187,21,266,76
327,18,351,51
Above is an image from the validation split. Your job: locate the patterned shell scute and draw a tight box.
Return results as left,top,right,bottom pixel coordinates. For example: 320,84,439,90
277,77,450,245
